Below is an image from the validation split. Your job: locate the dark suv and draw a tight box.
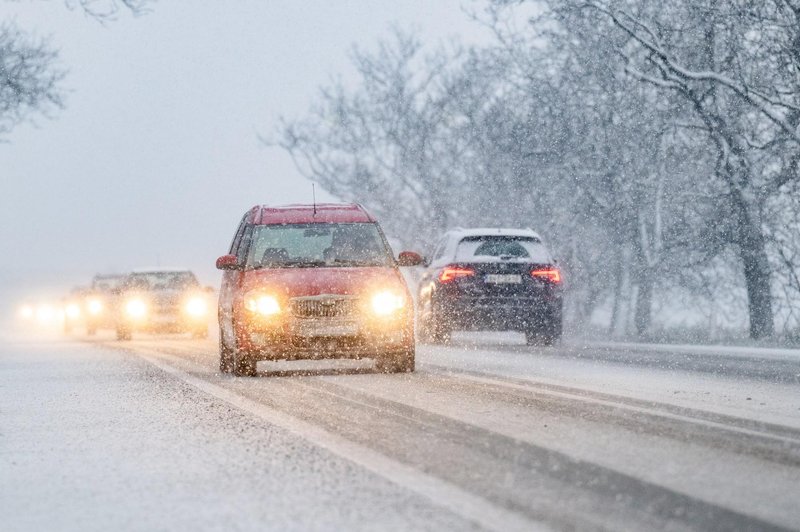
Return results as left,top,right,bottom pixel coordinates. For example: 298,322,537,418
417,228,563,345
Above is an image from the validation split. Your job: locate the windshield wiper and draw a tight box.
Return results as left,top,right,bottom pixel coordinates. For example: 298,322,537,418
331,258,383,267
254,260,326,269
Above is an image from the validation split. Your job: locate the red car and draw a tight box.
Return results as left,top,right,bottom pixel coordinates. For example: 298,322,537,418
216,203,423,376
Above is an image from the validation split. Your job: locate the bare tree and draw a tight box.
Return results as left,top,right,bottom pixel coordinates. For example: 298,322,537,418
0,22,64,138
1,0,152,137
571,0,800,338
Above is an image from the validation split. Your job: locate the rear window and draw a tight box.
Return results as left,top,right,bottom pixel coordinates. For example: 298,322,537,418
454,236,550,262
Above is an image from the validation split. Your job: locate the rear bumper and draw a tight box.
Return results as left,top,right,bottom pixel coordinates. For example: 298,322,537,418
435,296,561,331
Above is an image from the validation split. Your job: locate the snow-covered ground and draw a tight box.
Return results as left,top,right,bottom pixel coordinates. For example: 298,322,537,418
2,329,799,531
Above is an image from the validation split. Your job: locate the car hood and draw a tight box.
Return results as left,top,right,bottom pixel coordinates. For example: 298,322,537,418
240,267,409,300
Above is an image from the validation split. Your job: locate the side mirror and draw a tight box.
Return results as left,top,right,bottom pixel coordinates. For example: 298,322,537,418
397,251,424,267
216,254,240,271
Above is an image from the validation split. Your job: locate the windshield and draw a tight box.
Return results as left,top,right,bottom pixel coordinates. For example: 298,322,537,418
126,271,199,290
246,223,393,268
91,277,123,292
454,236,551,262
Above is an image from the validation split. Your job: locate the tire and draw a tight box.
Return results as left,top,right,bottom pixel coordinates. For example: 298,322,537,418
376,348,415,373
116,326,132,341
419,302,450,345
525,317,561,347
219,328,233,374
525,330,555,346
232,347,257,377
429,312,451,345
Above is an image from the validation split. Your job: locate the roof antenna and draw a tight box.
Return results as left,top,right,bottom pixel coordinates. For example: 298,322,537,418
312,183,317,216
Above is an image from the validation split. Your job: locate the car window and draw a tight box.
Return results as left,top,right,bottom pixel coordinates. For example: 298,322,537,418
454,236,550,262
228,215,249,255
246,223,393,268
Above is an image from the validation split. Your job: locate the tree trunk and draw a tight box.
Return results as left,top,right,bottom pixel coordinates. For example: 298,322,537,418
609,251,625,337
732,193,774,339
634,274,653,338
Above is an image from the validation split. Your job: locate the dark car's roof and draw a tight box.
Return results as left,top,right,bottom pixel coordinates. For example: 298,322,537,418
247,203,375,225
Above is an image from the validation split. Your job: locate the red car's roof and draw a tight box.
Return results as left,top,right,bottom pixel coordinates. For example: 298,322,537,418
250,203,376,225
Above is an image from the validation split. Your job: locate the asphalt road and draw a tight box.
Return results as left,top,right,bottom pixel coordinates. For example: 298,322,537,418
2,329,799,531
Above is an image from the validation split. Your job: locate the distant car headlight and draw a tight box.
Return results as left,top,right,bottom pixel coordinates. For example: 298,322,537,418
87,299,103,315
371,291,405,316
125,298,147,319
19,305,34,320
244,294,281,316
185,296,207,317
65,303,81,319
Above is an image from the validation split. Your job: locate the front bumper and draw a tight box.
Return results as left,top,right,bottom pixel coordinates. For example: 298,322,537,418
123,312,208,333
238,315,412,361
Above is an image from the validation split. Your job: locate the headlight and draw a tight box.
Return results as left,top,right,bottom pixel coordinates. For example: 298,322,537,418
185,297,207,317
87,299,103,315
19,305,34,319
125,299,147,319
371,291,405,316
65,303,81,319
245,294,281,316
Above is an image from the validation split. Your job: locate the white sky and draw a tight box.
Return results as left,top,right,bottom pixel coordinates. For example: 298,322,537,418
1,0,492,299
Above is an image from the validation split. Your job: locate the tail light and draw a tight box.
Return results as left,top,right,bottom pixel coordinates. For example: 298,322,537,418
531,268,561,284
439,266,475,283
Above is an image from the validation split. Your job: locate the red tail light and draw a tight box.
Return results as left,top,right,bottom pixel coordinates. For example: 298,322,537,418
531,268,561,284
439,266,475,283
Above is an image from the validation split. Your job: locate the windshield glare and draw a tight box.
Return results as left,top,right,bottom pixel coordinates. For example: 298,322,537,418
247,223,393,268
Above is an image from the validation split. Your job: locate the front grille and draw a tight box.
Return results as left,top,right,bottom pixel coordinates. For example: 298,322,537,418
290,295,358,318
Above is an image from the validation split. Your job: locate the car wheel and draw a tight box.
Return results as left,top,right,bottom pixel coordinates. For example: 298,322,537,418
232,347,257,377
219,328,233,374
116,326,132,341
525,319,561,347
428,311,451,345
526,330,555,346
376,348,415,373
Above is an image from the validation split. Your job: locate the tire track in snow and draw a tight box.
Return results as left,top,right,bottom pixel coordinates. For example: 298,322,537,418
95,339,793,531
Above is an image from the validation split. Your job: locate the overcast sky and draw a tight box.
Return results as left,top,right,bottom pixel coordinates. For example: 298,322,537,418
1,1,490,304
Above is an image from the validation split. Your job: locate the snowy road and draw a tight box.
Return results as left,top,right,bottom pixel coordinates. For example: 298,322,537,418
2,332,800,531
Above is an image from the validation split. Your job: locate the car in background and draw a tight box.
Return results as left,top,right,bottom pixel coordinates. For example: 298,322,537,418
84,274,126,335
216,203,423,376
416,228,563,346
115,269,210,341
61,286,88,333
